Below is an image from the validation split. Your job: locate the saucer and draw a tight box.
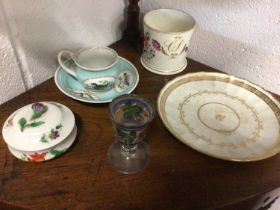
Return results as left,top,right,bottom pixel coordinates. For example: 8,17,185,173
54,56,139,103
158,72,280,161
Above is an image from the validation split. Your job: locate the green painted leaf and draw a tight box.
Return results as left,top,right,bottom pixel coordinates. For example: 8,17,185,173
122,101,132,110
28,121,45,127
40,139,48,143
18,118,27,132
50,149,65,157
117,129,127,138
40,134,48,143
130,131,136,137
21,154,27,160
123,103,143,118
55,124,63,129
130,106,143,113
32,112,42,119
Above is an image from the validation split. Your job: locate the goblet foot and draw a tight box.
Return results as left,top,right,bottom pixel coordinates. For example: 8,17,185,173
107,141,150,174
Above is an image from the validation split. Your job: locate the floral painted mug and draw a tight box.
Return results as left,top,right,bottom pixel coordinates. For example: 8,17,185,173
140,9,196,75
58,47,120,93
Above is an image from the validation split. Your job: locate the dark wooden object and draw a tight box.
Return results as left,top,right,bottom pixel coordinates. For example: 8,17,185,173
123,0,141,49
0,40,280,210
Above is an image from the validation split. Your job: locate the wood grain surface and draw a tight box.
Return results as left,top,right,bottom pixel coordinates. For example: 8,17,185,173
0,40,280,210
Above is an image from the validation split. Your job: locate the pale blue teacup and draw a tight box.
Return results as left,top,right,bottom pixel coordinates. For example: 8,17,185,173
58,47,119,93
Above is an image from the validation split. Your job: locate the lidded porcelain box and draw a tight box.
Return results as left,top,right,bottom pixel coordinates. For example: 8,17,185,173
2,102,76,162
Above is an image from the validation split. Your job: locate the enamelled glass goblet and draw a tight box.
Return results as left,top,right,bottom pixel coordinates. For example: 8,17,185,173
107,94,155,174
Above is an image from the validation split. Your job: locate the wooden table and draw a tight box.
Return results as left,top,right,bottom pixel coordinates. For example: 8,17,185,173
0,40,280,210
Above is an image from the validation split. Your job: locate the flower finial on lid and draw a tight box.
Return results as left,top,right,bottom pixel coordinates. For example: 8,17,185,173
31,103,48,120
18,102,48,132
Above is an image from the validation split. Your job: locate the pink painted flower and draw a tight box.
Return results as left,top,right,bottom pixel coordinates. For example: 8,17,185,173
144,38,148,48
143,33,150,48
6,118,13,127
152,39,161,51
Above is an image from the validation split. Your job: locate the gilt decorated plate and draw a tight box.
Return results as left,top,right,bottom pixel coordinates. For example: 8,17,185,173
157,72,280,161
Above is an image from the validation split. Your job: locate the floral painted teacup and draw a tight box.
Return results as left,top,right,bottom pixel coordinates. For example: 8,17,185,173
141,9,195,75
58,47,120,93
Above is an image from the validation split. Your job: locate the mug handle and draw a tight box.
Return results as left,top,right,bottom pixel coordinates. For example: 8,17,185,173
57,50,78,79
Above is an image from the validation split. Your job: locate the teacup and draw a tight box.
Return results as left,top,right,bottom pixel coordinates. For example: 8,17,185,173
141,9,195,75
58,47,119,93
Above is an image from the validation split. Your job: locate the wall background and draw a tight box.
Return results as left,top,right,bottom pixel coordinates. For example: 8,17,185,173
141,0,280,94
0,0,279,104
0,0,125,104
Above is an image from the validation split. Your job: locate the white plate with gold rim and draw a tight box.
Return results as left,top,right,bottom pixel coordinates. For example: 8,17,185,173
157,72,280,161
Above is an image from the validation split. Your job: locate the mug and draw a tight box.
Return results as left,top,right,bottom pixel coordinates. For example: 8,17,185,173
58,47,119,93
140,9,195,75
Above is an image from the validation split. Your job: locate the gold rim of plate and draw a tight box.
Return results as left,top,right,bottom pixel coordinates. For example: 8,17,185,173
157,72,280,161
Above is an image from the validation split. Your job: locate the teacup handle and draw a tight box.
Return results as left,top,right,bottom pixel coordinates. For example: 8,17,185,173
57,50,78,79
